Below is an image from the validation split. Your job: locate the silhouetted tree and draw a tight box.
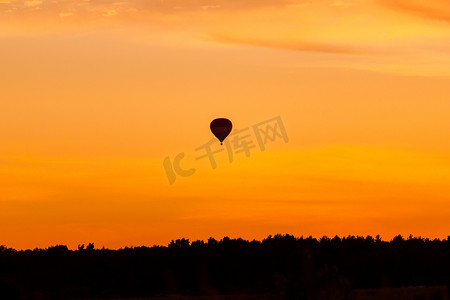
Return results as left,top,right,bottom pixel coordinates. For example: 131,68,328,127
1,234,450,299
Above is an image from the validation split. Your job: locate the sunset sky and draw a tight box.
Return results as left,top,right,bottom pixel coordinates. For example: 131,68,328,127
1,0,450,249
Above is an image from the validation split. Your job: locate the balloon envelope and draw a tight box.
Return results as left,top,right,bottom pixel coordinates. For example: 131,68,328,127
210,118,232,145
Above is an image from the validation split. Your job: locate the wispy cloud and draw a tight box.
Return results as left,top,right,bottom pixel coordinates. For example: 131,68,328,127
210,33,364,54
25,0,41,7
0,0,310,16
331,0,353,7
1,0,450,75
379,0,450,22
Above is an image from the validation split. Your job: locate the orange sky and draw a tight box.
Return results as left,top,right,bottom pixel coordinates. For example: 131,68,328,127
1,0,450,249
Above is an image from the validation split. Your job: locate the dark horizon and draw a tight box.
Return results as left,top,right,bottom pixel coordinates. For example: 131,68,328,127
2,233,450,251
1,233,450,299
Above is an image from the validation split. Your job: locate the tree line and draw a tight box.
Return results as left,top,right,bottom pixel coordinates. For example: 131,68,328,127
1,234,450,299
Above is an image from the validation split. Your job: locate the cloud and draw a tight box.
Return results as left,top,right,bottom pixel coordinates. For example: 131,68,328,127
25,0,41,7
103,8,119,17
0,0,310,16
58,12,74,18
379,0,450,22
331,0,353,7
1,0,449,75
130,0,308,12
210,33,370,54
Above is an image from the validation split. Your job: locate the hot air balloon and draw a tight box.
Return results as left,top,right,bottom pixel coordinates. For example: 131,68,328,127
210,118,232,145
